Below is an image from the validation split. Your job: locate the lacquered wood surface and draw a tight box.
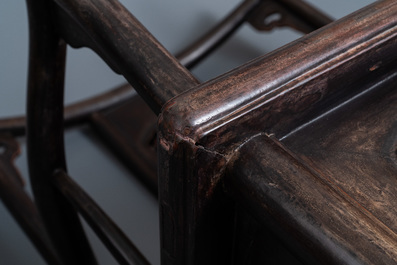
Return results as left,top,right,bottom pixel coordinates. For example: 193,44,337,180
158,1,397,264
3,0,395,264
228,132,397,264
160,0,397,151
282,73,397,237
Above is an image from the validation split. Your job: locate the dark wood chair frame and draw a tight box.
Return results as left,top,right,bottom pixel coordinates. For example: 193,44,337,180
0,0,396,264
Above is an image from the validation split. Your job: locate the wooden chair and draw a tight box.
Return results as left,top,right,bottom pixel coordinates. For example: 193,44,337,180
0,0,396,264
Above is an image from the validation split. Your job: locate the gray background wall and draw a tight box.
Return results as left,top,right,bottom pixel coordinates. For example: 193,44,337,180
0,1,374,264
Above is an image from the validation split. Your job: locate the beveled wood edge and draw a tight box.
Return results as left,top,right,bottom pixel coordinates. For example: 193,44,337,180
159,0,397,147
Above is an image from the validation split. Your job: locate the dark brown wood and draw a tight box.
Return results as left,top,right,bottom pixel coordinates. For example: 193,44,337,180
4,0,397,264
160,0,397,152
0,83,135,137
249,0,333,33
52,0,199,114
158,1,397,264
227,134,397,264
1,0,332,204
0,0,330,137
53,170,151,265
25,0,97,264
0,135,62,265
231,206,304,264
157,133,235,265
281,69,397,240
176,0,262,69
51,0,333,200
90,95,158,195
